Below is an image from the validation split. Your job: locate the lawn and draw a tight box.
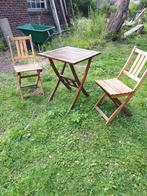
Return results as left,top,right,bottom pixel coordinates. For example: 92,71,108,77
0,30,147,195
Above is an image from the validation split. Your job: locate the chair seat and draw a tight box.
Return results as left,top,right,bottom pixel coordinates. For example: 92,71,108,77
13,63,42,73
96,78,134,96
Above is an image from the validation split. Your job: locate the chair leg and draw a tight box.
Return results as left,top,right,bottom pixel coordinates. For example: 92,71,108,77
106,94,134,124
17,73,23,99
94,93,106,108
94,93,134,124
109,97,132,116
36,72,39,87
37,70,44,96
16,71,44,99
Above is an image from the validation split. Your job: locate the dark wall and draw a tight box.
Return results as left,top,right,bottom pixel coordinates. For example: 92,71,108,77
0,0,30,36
0,0,64,37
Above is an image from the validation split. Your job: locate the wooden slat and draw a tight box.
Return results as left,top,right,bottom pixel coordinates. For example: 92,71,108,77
97,80,117,95
134,69,147,91
15,40,21,57
109,79,128,92
23,39,28,57
61,76,78,88
132,55,145,76
117,46,136,79
39,46,100,64
14,55,34,60
129,53,141,74
21,84,37,88
123,70,140,82
19,40,24,57
135,48,147,56
95,106,109,121
23,92,43,98
9,35,35,62
13,63,42,73
135,57,147,77
21,74,38,79
11,35,31,41
96,79,134,96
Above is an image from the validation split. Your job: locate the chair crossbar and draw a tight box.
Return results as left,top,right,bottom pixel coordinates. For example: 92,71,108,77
95,46,147,124
135,57,147,77
135,48,147,56
129,53,141,74
8,35,44,99
123,70,140,82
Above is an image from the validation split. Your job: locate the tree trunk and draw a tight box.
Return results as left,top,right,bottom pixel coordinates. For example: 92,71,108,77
107,0,130,34
49,0,62,33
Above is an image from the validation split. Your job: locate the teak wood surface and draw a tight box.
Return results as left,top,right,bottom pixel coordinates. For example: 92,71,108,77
39,46,100,109
94,46,147,124
40,46,100,64
8,35,44,99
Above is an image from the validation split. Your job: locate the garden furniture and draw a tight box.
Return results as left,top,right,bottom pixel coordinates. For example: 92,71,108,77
39,46,100,109
8,35,44,99
94,46,147,124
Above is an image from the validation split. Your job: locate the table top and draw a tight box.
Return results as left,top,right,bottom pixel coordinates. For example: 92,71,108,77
39,46,101,64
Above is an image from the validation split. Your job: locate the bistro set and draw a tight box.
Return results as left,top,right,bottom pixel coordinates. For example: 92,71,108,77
7,35,147,124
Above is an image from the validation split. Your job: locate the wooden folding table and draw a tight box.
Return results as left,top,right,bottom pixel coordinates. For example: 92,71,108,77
39,46,100,109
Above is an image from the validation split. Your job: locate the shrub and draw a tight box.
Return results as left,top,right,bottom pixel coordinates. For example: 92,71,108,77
74,0,93,17
129,3,139,18
98,2,116,18
44,12,108,50
139,0,147,8
0,38,6,51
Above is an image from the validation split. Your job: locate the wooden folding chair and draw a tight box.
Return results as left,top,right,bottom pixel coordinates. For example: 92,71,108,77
94,46,147,124
8,35,44,99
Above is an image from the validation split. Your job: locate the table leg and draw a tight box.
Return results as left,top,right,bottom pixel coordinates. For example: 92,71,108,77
49,62,69,101
69,64,89,97
70,58,92,110
49,59,71,90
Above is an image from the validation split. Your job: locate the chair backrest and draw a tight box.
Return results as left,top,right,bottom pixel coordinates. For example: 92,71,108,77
7,35,35,64
118,46,147,91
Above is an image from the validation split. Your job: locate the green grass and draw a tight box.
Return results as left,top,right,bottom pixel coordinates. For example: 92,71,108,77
0,26,147,195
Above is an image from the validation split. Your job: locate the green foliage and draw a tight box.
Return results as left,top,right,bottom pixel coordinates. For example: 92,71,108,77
1,16,147,196
73,0,93,16
139,0,147,8
1,31,147,195
129,3,139,18
0,38,6,51
129,1,147,18
44,12,108,50
97,1,117,18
